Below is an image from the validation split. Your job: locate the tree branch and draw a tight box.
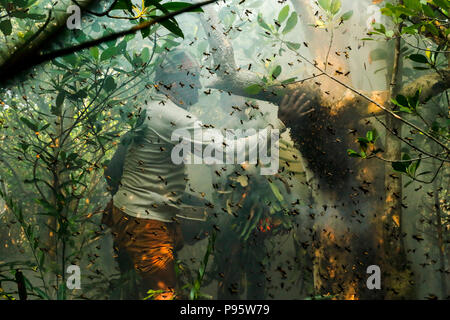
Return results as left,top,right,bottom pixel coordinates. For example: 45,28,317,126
0,0,97,74
0,0,218,84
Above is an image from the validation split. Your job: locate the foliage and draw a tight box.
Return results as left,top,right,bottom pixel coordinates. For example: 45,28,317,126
0,0,197,300
172,231,216,300
350,0,449,185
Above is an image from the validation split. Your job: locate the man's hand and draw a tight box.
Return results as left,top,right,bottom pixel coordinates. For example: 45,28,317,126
278,90,315,125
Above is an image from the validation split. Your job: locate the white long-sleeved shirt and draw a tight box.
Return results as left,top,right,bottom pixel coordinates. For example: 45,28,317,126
113,99,272,222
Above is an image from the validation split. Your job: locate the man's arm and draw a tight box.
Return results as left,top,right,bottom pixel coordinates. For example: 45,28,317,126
104,132,133,196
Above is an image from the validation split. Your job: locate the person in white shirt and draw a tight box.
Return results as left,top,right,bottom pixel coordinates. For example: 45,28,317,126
102,50,311,299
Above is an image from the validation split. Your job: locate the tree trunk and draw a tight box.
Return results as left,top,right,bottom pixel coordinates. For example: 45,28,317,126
379,20,414,299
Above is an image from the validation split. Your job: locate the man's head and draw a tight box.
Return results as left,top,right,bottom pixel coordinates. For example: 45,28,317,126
154,50,201,108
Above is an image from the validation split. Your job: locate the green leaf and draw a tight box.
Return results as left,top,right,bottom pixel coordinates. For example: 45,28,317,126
26,13,46,20
244,84,262,95
56,91,66,110
140,47,150,62
431,0,449,10
409,53,428,64
357,137,370,145
330,0,341,15
368,129,378,142
408,159,421,177
271,65,282,79
278,5,290,23
141,23,153,39
281,77,298,84
318,0,331,11
160,20,184,38
39,123,50,132
391,94,409,109
113,0,133,12
101,46,118,61
385,30,394,38
286,41,301,50
422,4,436,17
407,89,421,110
392,154,412,173
373,23,386,34
20,117,38,132
347,149,362,158
257,13,271,31
62,54,78,66
269,182,284,202
162,2,203,12
10,11,29,18
52,59,69,70
0,19,12,36
104,76,117,92
89,46,99,60
282,12,298,34
404,0,421,11
57,284,66,300
340,10,353,21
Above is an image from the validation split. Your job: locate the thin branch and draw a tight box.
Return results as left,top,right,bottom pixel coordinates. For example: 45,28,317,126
371,112,450,162
402,36,450,53
270,73,325,86
368,152,447,163
312,63,450,153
